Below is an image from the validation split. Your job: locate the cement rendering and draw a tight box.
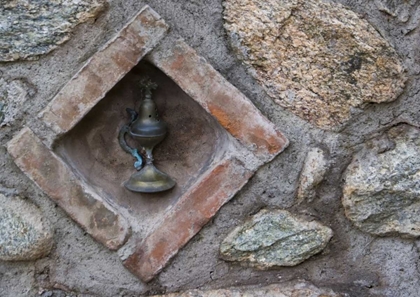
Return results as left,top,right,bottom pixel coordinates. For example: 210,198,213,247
152,281,339,297
0,0,420,296
0,78,35,127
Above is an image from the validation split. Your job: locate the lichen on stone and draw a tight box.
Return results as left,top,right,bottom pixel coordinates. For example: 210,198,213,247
223,0,407,130
220,209,333,268
0,0,106,61
343,124,420,238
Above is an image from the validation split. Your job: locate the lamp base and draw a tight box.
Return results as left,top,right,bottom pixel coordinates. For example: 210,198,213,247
124,164,176,193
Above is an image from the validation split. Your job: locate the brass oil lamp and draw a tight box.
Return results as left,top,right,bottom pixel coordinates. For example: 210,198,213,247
118,79,176,193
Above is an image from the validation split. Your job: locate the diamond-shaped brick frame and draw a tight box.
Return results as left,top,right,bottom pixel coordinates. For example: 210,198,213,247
7,6,288,282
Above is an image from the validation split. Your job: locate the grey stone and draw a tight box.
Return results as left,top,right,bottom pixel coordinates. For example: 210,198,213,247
223,0,407,130
0,194,54,261
0,0,419,296
297,148,329,203
0,0,105,61
0,78,35,127
343,124,420,238
374,0,417,23
152,281,340,297
220,209,333,268
0,101,4,124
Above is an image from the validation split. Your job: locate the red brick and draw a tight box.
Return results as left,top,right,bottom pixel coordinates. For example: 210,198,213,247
40,6,169,135
7,128,130,250
147,40,289,160
14,6,289,283
123,158,252,282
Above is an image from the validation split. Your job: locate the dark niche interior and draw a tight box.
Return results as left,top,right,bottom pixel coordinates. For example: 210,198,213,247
55,61,229,238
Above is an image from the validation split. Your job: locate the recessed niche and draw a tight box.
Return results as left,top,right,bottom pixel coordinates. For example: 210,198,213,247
8,7,288,282
55,61,229,238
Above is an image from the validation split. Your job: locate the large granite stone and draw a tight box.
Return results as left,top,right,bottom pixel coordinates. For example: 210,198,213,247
152,281,339,297
0,194,54,261
0,0,105,61
343,124,420,238
223,0,407,130
220,209,333,268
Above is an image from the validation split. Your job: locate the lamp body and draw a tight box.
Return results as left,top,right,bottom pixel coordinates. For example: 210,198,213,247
119,90,176,193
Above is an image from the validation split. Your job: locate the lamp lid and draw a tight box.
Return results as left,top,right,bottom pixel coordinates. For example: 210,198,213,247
129,78,167,137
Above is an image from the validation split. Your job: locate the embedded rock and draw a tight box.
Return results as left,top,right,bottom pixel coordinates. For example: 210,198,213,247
374,0,417,23
220,209,333,268
152,281,339,297
0,194,54,261
343,124,420,238
0,79,36,126
0,101,4,124
223,0,407,130
297,148,329,203
0,0,105,61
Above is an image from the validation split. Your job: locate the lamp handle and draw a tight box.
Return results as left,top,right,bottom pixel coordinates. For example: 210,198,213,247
118,109,143,170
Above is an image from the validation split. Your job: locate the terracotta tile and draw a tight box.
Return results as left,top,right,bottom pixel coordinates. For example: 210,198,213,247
8,5,289,284
40,6,169,135
123,158,253,282
147,40,289,160
7,128,130,250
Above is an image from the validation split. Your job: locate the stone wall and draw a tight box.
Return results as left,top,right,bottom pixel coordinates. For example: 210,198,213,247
0,0,419,296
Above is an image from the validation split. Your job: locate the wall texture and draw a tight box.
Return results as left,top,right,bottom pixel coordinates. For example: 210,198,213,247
0,0,419,296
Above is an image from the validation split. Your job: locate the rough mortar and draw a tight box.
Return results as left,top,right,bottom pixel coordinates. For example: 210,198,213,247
0,0,419,296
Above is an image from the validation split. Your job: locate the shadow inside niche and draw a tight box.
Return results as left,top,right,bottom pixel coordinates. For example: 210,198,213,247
55,60,229,237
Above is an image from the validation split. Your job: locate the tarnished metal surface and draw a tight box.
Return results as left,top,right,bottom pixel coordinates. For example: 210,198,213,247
119,79,176,193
